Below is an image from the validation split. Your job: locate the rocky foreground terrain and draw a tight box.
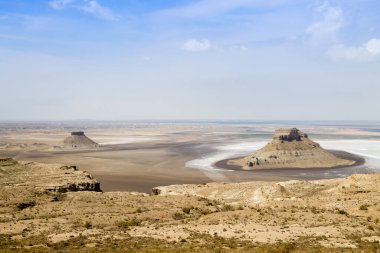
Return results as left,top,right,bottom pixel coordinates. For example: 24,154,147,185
230,128,356,170
0,158,380,252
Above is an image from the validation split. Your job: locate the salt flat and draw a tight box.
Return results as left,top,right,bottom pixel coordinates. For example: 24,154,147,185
1,122,380,192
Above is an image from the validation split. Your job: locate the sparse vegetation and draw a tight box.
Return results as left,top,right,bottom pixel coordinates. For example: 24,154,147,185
359,204,369,211
173,212,186,220
16,201,36,210
134,207,149,213
83,221,92,229
336,209,348,215
2,156,380,252
2,233,380,253
221,204,235,212
182,206,193,214
115,217,141,229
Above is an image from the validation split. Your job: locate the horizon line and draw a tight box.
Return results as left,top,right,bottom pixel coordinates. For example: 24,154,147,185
1,119,380,123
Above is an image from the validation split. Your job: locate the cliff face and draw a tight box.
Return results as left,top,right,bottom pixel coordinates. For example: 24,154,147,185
229,128,355,169
62,132,99,149
0,158,101,193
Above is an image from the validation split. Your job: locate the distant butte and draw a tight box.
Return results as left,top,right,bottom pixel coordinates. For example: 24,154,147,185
228,128,358,170
61,131,99,149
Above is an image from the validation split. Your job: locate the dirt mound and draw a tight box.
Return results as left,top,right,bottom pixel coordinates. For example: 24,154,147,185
229,128,356,170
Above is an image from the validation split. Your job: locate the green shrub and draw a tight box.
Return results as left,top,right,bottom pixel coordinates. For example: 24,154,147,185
337,209,348,215
221,204,235,212
172,212,186,220
83,221,92,229
359,204,369,211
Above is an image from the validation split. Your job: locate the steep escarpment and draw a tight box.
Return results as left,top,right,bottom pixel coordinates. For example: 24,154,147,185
229,128,356,170
0,158,101,193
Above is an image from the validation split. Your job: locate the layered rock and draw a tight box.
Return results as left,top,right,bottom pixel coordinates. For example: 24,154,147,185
61,131,99,150
0,158,101,193
152,173,380,206
229,128,356,169
1,157,379,249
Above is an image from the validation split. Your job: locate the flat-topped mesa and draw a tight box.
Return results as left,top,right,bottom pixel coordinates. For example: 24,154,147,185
0,159,101,193
273,128,308,142
62,131,99,149
229,128,356,170
71,131,85,136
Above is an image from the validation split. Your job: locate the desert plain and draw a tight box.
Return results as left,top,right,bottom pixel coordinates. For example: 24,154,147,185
1,121,380,252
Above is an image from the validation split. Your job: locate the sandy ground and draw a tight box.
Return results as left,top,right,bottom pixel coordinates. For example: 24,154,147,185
1,159,379,251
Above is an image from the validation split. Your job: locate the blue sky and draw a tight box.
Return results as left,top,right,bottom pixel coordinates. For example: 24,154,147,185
1,0,380,121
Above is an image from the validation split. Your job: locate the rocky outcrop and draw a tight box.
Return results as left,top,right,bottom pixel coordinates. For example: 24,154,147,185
41,180,101,193
1,157,379,249
0,157,18,166
58,131,99,150
229,128,356,170
151,173,380,206
152,188,161,195
0,158,101,193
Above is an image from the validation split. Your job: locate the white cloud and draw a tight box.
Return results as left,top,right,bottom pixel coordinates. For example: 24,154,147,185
159,0,290,19
49,0,75,10
328,38,380,62
366,38,380,55
49,0,118,21
234,45,248,51
81,0,119,21
181,39,211,52
306,4,344,45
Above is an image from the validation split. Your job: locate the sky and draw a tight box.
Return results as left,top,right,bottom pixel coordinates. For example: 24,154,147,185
0,0,380,121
